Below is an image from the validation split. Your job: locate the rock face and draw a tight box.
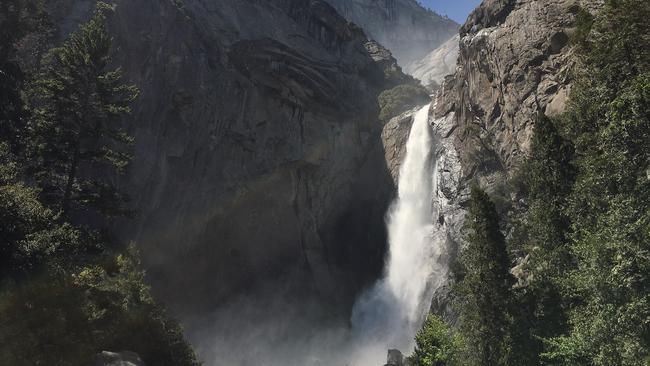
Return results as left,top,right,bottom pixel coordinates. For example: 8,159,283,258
435,0,597,175
322,0,459,66
49,0,415,323
384,349,405,366
405,35,460,89
381,106,421,183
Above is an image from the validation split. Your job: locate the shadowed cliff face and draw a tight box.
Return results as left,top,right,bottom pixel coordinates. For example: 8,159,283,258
47,0,415,326
323,0,459,67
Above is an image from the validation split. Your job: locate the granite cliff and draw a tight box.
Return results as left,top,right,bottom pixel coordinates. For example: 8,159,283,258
405,34,460,90
46,0,418,324
322,0,459,67
434,0,607,317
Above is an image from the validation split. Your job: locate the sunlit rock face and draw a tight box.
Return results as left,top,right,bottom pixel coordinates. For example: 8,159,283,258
436,0,600,175
404,35,460,90
323,0,459,67
49,0,417,320
381,106,421,184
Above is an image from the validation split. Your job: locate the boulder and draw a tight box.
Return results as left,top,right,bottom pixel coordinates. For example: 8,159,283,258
384,349,404,366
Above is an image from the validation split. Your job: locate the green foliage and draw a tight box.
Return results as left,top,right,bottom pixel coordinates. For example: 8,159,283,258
1,144,198,365
454,186,513,366
503,1,650,364
570,7,594,50
0,142,86,277
0,246,199,366
0,2,199,364
26,2,138,217
541,1,650,364
409,314,464,366
378,83,430,121
507,113,576,364
575,0,650,91
545,76,650,366
0,181,82,277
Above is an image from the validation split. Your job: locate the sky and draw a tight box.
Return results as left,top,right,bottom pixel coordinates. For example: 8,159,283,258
418,0,483,24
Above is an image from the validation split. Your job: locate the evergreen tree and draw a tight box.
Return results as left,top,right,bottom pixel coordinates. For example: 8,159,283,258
408,314,463,366
0,3,198,365
0,143,83,279
508,113,575,364
455,186,513,366
542,1,650,364
26,2,138,217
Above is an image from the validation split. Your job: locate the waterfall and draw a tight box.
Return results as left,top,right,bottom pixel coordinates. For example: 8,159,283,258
347,103,446,365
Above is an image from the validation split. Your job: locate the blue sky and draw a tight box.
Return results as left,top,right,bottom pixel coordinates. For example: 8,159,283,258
418,0,483,24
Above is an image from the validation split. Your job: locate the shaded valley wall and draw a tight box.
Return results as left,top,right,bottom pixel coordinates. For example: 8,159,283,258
46,0,415,327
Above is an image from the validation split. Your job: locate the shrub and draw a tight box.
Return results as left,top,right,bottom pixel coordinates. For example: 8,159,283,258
378,83,430,121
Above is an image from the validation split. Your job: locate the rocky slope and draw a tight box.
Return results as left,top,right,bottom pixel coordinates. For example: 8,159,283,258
47,0,416,326
404,34,460,89
323,0,459,67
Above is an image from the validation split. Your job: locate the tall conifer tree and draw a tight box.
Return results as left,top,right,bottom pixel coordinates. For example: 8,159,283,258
455,186,513,366
27,2,138,218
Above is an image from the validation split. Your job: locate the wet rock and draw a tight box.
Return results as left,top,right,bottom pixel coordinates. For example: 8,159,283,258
385,349,405,366
381,106,422,184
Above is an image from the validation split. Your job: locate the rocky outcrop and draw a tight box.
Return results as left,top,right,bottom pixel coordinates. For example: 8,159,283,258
47,0,414,327
405,35,460,90
435,0,598,175
323,0,459,67
381,106,421,183
384,349,405,366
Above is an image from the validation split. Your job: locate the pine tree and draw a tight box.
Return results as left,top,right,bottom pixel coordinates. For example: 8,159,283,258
508,113,575,364
455,186,513,366
542,1,650,364
0,4,199,364
408,314,463,366
26,2,138,218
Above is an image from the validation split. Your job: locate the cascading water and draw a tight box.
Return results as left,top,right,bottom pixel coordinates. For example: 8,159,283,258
346,103,448,365
196,103,454,366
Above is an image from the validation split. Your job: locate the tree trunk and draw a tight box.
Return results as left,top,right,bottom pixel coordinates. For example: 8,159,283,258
61,140,80,216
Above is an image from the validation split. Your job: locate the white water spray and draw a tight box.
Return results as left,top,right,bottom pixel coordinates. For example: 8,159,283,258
347,103,447,365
